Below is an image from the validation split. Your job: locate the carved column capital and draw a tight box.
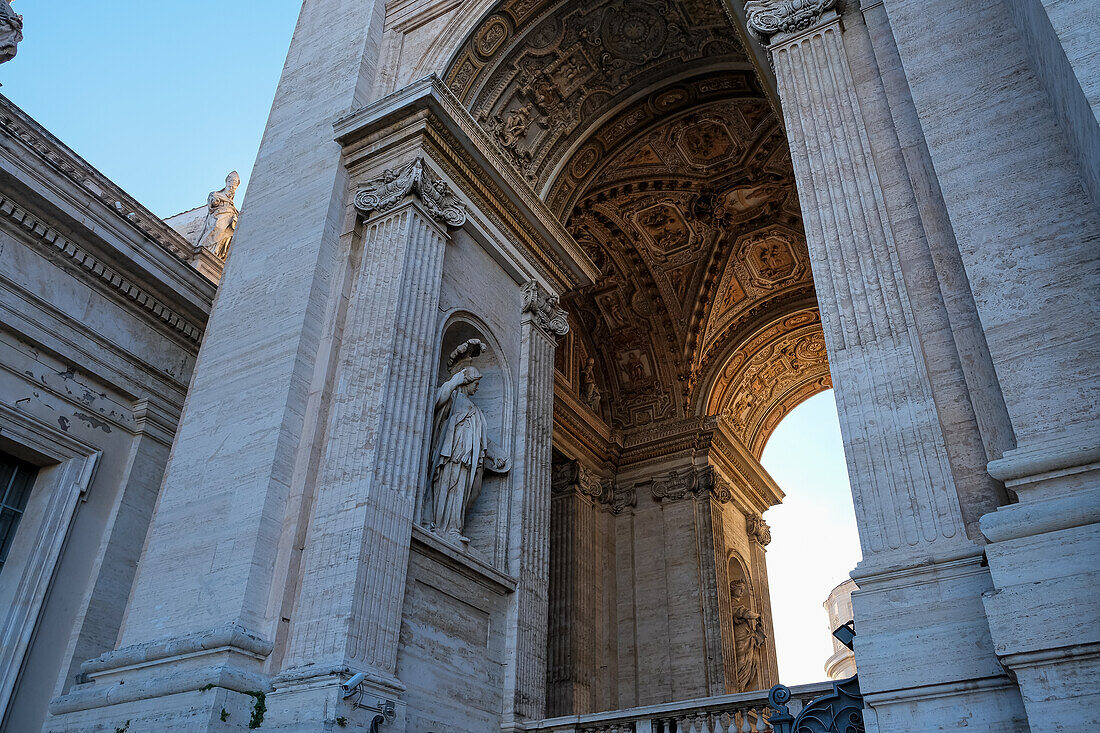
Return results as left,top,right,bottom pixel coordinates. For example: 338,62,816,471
353,157,467,228
744,0,838,43
650,465,734,504
746,514,773,546
521,280,569,339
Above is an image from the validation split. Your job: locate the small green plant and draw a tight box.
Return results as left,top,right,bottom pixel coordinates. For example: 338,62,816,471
245,690,267,729
221,708,229,722
115,722,130,733
335,717,348,728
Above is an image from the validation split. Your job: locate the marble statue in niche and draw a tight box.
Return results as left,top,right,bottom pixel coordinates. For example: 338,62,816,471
197,171,241,259
731,576,766,691
0,0,22,64
580,357,602,413
428,339,510,547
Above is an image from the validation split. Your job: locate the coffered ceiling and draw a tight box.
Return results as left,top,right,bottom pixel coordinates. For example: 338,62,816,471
446,0,832,452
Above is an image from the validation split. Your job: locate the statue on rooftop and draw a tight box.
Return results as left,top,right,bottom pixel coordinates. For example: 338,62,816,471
0,0,23,64
198,171,241,259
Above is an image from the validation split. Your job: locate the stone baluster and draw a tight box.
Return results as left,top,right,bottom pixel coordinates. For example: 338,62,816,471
269,159,464,719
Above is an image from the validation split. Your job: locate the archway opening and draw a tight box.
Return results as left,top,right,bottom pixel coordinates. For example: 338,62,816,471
760,390,861,684
442,0,847,716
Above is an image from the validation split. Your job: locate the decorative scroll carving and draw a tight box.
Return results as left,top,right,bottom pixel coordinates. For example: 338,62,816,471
550,457,634,513
651,468,697,502
606,481,637,514
650,465,733,504
522,280,570,337
353,157,467,228
746,514,772,546
744,0,837,42
769,676,865,733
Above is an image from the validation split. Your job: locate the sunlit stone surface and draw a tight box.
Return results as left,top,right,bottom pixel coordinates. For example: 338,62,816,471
0,0,1095,731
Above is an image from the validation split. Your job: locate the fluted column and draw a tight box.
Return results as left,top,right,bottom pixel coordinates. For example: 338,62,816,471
750,6,964,559
267,158,465,728
746,3,1023,729
547,459,602,716
502,282,568,731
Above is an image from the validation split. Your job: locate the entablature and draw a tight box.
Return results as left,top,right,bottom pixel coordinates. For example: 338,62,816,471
333,75,599,293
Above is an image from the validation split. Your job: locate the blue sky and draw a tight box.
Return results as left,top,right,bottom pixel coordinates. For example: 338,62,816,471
0,2,301,217
3,1,860,688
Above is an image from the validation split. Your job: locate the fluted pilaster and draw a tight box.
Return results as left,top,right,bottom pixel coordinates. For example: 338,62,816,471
761,11,965,561
280,199,449,684
503,283,566,728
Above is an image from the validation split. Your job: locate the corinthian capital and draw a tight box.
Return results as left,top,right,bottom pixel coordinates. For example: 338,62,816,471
521,281,569,338
354,157,467,228
746,514,772,546
744,0,837,42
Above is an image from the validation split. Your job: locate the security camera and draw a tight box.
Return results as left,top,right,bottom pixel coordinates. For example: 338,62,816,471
341,672,366,698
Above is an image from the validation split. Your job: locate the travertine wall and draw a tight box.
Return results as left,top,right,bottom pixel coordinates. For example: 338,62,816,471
547,421,783,714
0,95,212,733
22,0,1100,730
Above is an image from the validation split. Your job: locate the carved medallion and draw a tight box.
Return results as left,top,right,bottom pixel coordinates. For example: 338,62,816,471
740,231,802,285
677,119,738,165
635,203,691,255
476,15,511,58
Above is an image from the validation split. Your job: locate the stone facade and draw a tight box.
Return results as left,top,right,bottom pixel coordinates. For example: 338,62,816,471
0,0,1095,731
0,93,214,732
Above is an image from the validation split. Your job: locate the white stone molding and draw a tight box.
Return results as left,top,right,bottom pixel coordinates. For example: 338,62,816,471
0,98,196,264
521,280,569,339
51,623,273,715
0,194,206,345
744,0,837,42
353,156,468,228
0,403,100,717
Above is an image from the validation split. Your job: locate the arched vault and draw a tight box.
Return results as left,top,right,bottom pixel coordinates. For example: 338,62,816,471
444,0,832,446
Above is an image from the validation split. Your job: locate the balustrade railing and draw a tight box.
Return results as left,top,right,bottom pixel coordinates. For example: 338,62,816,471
528,682,835,733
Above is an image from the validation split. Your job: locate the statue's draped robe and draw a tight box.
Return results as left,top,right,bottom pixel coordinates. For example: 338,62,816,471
430,388,488,537
205,189,239,257
732,604,764,691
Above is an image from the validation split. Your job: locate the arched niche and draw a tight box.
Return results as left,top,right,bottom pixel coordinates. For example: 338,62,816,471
424,312,515,569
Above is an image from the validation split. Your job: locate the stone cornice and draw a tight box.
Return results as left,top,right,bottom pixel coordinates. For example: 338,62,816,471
0,194,205,346
333,75,599,291
0,93,199,266
744,0,839,43
553,375,620,465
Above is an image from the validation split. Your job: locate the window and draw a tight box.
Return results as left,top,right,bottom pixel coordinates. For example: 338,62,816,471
0,451,37,573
